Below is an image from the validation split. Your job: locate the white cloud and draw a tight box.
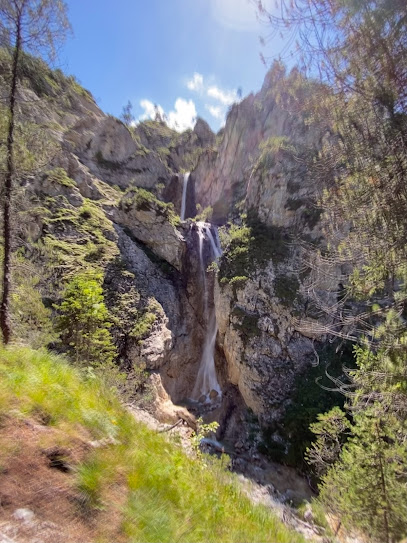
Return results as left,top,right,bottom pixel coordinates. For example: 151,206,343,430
139,99,164,121
205,104,223,120
167,98,197,131
186,73,239,108
187,73,204,92
138,98,196,132
207,85,237,105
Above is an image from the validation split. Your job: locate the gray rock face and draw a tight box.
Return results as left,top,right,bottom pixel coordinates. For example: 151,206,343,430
192,69,322,229
190,67,338,423
193,117,215,147
215,261,318,422
65,116,170,190
115,227,205,401
114,197,186,272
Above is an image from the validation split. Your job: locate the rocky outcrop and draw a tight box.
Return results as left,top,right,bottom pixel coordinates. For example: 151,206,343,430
192,68,322,228
113,226,206,402
115,191,186,271
215,266,317,422
64,116,170,190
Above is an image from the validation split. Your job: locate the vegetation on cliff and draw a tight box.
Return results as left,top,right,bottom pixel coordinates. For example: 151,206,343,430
258,0,407,541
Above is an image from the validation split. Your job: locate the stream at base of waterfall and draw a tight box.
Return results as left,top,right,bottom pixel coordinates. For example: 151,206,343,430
191,221,222,403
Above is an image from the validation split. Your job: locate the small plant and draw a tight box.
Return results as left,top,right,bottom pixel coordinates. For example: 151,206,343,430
195,205,213,222
219,211,290,285
191,417,220,460
119,187,181,227
273,274,300,307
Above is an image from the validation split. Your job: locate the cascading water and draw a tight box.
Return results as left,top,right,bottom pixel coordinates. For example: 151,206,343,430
180,172,190,221
192,221,222,401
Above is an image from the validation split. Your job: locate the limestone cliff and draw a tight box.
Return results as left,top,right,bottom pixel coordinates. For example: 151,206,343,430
5,53,343,451
191,66,340,427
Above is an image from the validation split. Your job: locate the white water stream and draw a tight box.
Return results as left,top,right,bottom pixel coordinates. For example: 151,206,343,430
180,172,190,221
192,221,222,401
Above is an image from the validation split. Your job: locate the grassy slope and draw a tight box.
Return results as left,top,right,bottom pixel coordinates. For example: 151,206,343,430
0,347,303,543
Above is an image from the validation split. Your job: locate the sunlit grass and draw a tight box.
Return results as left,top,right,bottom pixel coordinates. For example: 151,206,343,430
0,346,304,542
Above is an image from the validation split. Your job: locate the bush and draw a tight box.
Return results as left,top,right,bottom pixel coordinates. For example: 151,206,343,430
219,212,290,285
55,271,116,368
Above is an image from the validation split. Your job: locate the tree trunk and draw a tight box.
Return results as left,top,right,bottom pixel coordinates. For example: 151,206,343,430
0,17,22,344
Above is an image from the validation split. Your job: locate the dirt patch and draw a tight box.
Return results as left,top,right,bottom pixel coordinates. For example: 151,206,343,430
0,416,125,543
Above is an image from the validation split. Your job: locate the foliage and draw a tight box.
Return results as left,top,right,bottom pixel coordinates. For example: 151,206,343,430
120,100,134,126
42,195,118,276
120,186,181,227
10,254,57,349
218,212,290,285
260,342,353,470
305,407,350,478
194,204,213,222
0,346,304,543
191,417,220,459
230,306,260,346
318,406,407,543
252,136,296,175
258,2,407,539
0,0,71,344
273,274,300,307
55,271,116,369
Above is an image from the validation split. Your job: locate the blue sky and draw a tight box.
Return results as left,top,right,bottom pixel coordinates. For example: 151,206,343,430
60,0,277,132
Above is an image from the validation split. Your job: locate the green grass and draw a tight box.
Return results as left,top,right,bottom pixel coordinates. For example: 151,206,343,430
0,346,304,543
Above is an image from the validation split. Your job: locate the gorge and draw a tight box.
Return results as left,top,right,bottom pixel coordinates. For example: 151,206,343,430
8,53,341,466
1,1,406,540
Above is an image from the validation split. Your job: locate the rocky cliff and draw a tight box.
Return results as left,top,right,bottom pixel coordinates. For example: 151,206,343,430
5,53,344,461
190,66,343,440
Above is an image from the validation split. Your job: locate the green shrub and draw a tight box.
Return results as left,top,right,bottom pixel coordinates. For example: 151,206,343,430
120,187,181,227
273,274,300,307
219,212,290,285
55,271,116,369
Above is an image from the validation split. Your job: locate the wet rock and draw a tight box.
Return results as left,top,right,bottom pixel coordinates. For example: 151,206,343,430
198,394,207,404
209,389,219,400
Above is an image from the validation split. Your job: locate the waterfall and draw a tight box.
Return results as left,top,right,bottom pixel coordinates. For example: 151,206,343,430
180,172,190,221
192,221,222,401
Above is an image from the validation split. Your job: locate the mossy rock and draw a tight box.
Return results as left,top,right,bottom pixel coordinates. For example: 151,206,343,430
219,211,290,285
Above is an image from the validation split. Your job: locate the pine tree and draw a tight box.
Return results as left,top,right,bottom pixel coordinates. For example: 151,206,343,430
56,273,116,368
258,2,407,539
319,407,407,543
0,0,70,344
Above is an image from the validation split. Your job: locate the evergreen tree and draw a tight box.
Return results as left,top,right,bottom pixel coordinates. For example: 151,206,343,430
0,0,70,344
258,1,407,539
120,100,134,126
56,272,116,368
319,407,407,543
